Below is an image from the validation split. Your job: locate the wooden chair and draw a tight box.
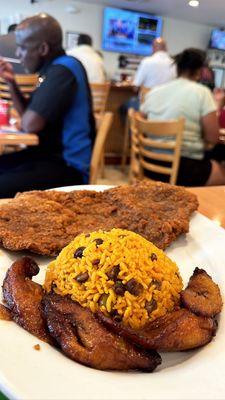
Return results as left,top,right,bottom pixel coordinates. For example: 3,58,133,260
0,74,38,104
89,112,113,184
0,74,38,128
0,74,38,154
90,82,110,114
129,108,140,183
130,114,184,185
120,86,151,172
90,82,111,178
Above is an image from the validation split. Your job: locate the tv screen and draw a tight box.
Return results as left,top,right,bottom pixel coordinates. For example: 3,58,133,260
210,29,225,51
102,7,163,56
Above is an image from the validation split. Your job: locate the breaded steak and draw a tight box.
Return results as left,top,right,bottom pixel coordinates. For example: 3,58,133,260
0,181,198,256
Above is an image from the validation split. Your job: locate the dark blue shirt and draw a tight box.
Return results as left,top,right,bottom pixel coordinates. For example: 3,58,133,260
28,53,95,183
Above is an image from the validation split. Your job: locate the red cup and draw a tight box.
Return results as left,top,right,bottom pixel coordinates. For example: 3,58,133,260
0,100,9,126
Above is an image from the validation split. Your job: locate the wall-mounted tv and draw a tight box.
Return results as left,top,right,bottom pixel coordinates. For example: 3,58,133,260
209,28,225,51
102,7,163,56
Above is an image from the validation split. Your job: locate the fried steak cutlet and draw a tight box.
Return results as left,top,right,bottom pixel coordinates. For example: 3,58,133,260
42,292,161,371
0,181,198,256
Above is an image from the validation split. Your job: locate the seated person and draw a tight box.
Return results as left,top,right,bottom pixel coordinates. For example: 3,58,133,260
133,37,176,89
0,13,95,198
141,48,225,187
120,38,176,122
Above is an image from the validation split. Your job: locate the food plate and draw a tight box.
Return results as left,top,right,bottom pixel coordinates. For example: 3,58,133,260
0,185,224,400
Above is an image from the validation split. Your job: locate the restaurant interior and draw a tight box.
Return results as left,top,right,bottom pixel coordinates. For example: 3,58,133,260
1,0,225,190
0,1,224,400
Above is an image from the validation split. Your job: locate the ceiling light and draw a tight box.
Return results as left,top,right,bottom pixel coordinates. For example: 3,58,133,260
188,0,199,7
65,1,80,13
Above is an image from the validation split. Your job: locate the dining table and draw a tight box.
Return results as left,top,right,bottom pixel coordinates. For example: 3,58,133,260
0,127,38,154
188,185,225,229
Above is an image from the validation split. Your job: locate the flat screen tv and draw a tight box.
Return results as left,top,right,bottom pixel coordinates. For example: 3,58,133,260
209,28,225,51
102,7,163,56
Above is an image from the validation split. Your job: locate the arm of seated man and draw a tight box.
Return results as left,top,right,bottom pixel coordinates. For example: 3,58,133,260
21,109,46,132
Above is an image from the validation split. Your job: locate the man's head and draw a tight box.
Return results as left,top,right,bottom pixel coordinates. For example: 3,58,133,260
8,24,18,33
152,37,167,53
15,13,63,73
78,34,92,47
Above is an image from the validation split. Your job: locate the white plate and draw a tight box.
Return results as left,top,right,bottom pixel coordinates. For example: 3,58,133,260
0,185,224,400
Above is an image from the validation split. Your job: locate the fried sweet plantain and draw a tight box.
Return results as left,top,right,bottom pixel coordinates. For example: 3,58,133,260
42,292,161,371
2,257,53,343
98,308,217,352
181,268,223,317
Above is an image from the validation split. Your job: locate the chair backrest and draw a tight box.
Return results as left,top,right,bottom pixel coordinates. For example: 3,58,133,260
128,108,140,183
90,82,110,114
130,114,184,185
89,111,113,184
0,74,38,103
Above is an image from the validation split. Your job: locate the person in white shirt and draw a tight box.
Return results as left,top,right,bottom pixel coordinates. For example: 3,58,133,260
140,48,225,186
67,34,106,84
133,38,176,89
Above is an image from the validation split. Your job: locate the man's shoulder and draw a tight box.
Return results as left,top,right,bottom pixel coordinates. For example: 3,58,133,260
49,54,86,77
52,54,80,67
38,60,77,90
68,45,93,56
152,51,174,63
67,46,82,57
141,55,154,65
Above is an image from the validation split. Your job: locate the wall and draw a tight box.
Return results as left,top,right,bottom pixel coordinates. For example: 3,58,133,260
0,0,213,78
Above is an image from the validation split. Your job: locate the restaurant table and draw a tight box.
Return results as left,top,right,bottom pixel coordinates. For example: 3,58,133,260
188,186,225,229
0,128,39,154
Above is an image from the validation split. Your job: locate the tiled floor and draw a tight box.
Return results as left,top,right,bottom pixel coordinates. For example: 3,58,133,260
96,165,129,186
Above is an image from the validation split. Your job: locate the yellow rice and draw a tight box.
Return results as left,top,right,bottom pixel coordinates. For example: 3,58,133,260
44,229,183,329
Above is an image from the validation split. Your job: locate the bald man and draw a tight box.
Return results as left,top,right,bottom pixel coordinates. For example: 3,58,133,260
133,37,176,89
0,13,95,198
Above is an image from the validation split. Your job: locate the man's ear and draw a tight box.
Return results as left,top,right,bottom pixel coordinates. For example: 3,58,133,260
39,42,50,57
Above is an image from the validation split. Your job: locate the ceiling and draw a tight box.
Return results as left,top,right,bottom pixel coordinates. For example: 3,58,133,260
82,0,225,27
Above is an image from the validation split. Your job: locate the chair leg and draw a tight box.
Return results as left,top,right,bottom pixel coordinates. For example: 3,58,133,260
0,144,4,155
100,152,105,178
121,115,130,172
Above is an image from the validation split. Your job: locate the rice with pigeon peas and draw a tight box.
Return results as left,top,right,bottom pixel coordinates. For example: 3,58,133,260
44,229,183,329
